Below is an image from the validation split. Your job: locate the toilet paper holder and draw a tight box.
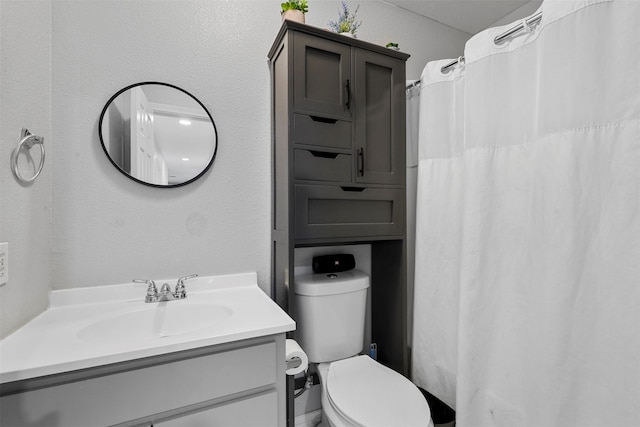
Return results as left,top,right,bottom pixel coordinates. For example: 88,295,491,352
286,357,303,371
285,339,308,376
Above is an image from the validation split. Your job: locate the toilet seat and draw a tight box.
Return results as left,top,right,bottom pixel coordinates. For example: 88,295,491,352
325,356,431,427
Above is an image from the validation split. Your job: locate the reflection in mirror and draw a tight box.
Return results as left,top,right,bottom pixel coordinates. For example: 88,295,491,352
99,82,217,187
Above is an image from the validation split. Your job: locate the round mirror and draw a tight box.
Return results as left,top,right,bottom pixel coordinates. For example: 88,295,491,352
99,82,217,187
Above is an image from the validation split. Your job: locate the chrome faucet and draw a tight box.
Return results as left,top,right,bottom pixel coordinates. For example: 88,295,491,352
133,274,198,303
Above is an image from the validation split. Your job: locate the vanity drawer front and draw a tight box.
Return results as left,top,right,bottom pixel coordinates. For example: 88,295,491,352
295,184,404,240
0,341,277,427
156,390,278,426
294,149,351,182
293,114,351,149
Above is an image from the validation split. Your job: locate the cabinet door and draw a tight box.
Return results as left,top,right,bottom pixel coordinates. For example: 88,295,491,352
293,32,352,120
354,49,405,185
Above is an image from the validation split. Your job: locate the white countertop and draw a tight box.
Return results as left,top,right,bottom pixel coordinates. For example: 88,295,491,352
0,273,295,384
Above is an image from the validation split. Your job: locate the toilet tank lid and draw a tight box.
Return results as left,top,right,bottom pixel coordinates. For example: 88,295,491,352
294,270,369,296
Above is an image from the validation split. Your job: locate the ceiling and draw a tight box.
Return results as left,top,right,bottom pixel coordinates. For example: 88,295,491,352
384,0,542,34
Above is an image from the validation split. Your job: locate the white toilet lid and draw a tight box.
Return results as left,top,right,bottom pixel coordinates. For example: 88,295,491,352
326,356,431,427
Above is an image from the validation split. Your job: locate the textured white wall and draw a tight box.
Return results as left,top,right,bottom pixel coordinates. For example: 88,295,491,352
0,1,52,339
50,0,469,293
0,0,469,337
490,1,543,28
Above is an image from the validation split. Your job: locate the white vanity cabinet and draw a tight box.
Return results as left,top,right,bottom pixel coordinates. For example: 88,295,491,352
1,335,286,427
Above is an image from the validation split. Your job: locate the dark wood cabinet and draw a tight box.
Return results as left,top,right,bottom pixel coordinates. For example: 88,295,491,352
269,21,409,378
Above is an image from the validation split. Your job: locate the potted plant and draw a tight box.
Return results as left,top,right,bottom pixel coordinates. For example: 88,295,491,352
328,1,361,37
386,42,399,51
281,0,308,24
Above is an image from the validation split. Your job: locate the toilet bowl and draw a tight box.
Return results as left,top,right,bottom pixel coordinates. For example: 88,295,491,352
294,269,433,427
317,356,433,427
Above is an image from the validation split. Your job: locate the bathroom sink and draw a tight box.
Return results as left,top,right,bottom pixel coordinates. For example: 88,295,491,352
0,273,296,384
77,303,233,343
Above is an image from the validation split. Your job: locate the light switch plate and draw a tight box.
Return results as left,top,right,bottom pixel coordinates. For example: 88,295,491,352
0,242,8,286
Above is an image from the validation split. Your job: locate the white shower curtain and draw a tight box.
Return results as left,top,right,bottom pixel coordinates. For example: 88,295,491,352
412,61,464,410
406,82,421,357
412,1,640,425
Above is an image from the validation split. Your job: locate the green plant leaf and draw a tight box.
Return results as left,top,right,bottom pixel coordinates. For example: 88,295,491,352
281,0,308,13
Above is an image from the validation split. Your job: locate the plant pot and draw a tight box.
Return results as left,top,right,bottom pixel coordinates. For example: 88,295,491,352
339,31,355,38
282,10,305,24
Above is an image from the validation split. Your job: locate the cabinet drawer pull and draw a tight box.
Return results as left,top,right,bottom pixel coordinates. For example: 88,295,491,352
345,79,351,110
340,186,366,192
309,151,340,159
357,147,364,176
309,116,338,124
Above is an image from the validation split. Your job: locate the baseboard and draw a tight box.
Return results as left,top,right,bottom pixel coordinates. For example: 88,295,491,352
295,409,322,427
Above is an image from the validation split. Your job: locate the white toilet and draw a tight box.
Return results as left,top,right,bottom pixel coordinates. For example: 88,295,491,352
295,270,434,427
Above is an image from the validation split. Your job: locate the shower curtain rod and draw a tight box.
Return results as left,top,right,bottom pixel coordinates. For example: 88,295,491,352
407,11,543,88
406,80,421,90
439,11,543,74
403,10,545,87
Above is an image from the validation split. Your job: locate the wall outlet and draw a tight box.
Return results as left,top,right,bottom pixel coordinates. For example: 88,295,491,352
0,242,8,286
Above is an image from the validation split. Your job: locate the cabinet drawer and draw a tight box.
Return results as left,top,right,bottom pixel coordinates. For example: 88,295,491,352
0,342,277,427
294,149,351,182
293,114,351,149
156,390,278,426
295,185,404,240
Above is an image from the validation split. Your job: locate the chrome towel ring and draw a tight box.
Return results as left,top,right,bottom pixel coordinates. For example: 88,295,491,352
12,128,45,184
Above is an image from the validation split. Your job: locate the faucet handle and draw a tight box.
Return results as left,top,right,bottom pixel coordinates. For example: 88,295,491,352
177,274,198,286
175,274,198,298
133,279,158,302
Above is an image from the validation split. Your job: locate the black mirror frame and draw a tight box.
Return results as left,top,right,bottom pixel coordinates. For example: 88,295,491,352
98,81,218,188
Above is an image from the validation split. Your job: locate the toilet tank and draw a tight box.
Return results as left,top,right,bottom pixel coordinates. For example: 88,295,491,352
294,270,369,363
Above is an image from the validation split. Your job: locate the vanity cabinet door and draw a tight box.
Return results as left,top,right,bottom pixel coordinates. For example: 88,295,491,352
293,32,352,120
354,49,405,186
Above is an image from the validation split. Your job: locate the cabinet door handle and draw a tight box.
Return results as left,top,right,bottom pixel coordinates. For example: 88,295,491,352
310,116,338,124
344,79,351,110
357,147,364,176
